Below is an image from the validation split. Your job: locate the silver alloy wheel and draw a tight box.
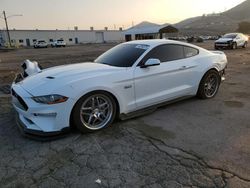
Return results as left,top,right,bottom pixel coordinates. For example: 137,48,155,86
80,94,113,130
204,74,219,98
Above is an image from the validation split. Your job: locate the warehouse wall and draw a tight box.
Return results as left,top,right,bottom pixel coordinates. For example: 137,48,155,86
0,30,123,46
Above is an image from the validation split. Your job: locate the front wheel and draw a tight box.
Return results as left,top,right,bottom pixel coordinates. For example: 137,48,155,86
231,42,237,50
197,70,221,99
72,92,117,133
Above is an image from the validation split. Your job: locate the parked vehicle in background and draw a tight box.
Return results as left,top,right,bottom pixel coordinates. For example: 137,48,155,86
34,40,48,48
214,33,248,50
51,39,66,47
11,39,228,138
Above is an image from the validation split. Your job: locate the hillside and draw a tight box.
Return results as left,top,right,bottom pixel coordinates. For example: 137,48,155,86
175,0,250,35
224,0,250,21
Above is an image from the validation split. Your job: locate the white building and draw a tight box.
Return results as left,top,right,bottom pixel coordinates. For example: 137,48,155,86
0,29,124,47
123,21,178,41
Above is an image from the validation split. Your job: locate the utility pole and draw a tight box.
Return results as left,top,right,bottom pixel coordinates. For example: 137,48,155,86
3,11,11,47
1,11,22,47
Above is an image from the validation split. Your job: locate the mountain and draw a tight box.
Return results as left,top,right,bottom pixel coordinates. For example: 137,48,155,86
131,21,160,28
175,0,250,35
174,16,202,28
224,0,250,21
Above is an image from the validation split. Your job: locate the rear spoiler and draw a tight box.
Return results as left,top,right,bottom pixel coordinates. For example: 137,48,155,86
210,51,225,55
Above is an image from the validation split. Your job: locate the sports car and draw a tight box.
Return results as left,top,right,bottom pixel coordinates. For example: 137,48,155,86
214,33,248,50
11,39,228,138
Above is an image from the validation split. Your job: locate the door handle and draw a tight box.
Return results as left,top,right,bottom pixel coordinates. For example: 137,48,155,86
179,66,187,70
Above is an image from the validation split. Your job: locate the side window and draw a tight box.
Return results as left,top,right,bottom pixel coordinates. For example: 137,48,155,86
184,46,199,58
141,44,185,64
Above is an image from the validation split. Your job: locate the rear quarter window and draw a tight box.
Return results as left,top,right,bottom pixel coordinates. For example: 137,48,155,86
184,46,199,58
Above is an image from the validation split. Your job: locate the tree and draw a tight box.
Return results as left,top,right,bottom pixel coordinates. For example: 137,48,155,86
237,22,250,33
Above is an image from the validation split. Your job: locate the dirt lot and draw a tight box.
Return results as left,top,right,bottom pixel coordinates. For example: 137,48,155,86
0,42,250,188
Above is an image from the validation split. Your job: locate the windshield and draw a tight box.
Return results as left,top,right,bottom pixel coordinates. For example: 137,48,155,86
95,43,149,67
222,34,237,39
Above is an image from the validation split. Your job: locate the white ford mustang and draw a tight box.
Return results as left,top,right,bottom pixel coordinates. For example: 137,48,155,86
11,39,227,139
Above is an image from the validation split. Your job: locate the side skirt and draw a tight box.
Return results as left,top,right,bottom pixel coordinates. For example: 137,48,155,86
119,95,193,121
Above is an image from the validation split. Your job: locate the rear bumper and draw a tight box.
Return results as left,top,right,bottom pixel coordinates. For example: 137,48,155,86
220,68,226,82
16,113,70,141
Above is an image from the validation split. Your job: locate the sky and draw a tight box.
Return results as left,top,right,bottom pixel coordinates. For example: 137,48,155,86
0,0,246,30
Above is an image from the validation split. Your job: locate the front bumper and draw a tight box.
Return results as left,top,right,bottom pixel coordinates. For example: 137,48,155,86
11,84,74,140
215,43,232,48
16,113,70,141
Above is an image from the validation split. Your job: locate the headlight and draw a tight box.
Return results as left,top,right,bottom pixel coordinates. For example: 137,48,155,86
32,94,68,104
227,40,233,44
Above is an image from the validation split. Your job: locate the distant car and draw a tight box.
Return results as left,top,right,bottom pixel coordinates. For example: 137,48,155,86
214,33,248,50
34,40,48,48
51,39,66,47
12,39,228,138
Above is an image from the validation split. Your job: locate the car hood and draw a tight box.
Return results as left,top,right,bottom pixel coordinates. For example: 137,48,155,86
18,62,125,95
215,38,233,43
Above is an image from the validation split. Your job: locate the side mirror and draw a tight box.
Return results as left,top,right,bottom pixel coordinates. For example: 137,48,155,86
141,58,160,68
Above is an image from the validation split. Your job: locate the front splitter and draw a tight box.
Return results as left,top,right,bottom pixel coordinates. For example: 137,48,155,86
16,114,70,141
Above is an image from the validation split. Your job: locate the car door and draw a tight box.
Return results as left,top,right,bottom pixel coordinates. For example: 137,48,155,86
133,44,199,109
236,34,244,47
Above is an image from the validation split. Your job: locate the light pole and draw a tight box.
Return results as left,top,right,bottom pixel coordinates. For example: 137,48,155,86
0,11,22,47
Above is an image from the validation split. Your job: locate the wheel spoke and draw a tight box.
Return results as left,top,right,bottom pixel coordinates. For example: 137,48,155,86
92,117,98,125
91,97,95,109
211,79,216,85
99,102,107,108
96,97,100,107
98,114,106,121
88,114,94,125
82,107,92,111
81,111,91,116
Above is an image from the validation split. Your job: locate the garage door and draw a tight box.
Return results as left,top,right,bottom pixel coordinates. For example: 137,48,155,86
95,32,104,43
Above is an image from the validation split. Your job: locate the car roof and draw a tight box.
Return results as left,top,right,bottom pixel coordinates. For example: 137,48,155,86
126,39,202,49
224,33,241,35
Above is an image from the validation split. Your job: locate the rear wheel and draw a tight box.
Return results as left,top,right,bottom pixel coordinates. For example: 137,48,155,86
72,92,117,133
243,42,247,48
197,70,221,99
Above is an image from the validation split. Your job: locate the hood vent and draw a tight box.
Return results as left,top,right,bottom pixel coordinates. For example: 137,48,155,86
46,76,55,79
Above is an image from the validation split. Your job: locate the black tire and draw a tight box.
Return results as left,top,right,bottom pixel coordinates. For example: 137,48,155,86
72,91,117,133
197,70,221,99
231,42,237,50
243,42,247,48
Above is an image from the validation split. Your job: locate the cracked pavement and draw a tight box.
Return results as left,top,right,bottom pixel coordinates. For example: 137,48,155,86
1,42,250,187
1,111,249,188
